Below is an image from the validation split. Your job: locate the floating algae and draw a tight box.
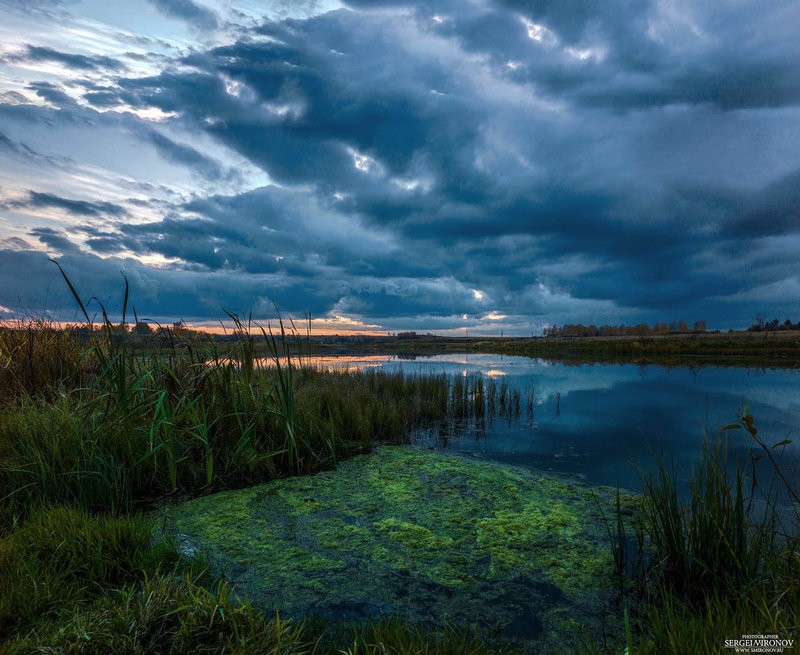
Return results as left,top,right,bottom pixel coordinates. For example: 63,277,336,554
160,447,629,650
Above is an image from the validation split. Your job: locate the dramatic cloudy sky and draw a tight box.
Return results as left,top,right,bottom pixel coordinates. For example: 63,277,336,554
0,0,798,333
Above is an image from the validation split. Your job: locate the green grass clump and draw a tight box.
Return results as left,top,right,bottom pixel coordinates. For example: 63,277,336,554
629,587,797,655
0,397,144,524
6,575,310,655
0,506,181,638
341,618,495,655
641,443,768,598
6,571,500,655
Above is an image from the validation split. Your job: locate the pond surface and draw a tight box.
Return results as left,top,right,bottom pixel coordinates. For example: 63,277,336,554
307,354,800,495
169,353,798,649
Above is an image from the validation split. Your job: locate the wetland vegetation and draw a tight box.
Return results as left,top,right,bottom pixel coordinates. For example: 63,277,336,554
300,331,800,370
0,277,797,653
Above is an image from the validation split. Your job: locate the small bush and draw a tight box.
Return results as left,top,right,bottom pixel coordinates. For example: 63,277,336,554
0,397,146,525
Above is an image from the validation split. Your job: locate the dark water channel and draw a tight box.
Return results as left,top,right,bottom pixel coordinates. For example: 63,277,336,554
312,353,800,496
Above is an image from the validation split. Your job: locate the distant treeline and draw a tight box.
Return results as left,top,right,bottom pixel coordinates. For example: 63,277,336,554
542,320,708,338
747,317,800,332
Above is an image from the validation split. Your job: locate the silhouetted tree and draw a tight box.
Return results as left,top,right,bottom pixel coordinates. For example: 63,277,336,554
132,321,153,335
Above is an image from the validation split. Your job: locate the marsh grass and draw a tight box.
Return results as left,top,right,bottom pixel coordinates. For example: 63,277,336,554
0,397,145,522
6,575,500,655
340,618,493,655
0,505,184,639
0,271,500,528
0,319,89,402
591,418,800,654
5,573,311,655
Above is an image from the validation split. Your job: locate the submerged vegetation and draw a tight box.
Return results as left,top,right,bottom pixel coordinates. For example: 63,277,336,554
160,447,620,650
1,270,798,653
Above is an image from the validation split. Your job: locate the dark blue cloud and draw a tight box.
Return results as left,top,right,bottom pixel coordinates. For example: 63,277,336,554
725,169,800,238
1,0,799,330
29,226,78,252
405,0,800,111
28,82,77,107
6,45,125,72
119,13,484,194
14,192,129,218
146,0,218,30
0,131,38,160
139,128,237,182
0,245,346,322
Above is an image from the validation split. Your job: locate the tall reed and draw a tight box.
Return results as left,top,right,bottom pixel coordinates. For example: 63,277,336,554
0,319,88,403
1,272,497,527
601,416,799,654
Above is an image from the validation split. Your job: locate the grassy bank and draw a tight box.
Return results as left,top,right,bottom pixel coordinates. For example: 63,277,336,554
483,331,800,368
300,332,800,368
0,313,518,652
1,321,507,526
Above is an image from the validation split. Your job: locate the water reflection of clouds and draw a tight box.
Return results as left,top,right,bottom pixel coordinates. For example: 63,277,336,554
308,355,390,372
482,369,507,377
247,354,799,468
299,353,800,494
696,368,800,413
240,355,799,421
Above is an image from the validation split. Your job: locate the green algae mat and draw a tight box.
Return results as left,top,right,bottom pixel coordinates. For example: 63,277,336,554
160,447,626,651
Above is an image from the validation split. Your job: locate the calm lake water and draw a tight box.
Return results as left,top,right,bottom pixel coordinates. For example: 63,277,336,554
183,352,798,646
308,353,800,495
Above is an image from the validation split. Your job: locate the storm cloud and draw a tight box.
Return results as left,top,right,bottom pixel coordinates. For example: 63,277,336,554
146,0,219,30
5,45,125,72
1,0,799,332
8,192,129,219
